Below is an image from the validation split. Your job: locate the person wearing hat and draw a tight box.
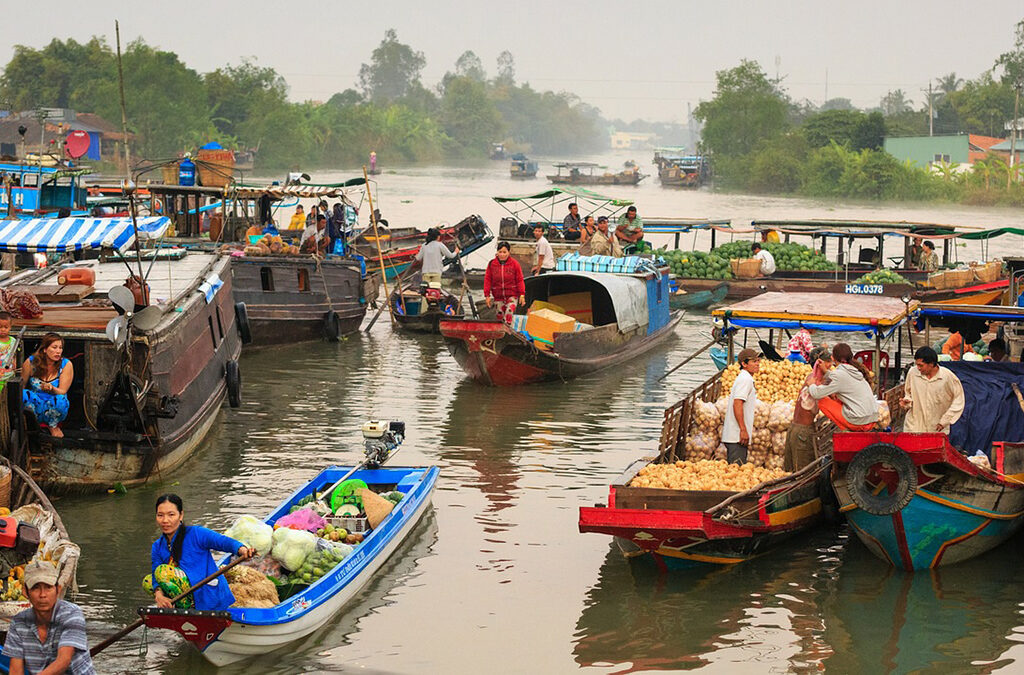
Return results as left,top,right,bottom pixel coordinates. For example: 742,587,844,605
413,227,459,285
585,217,623,257
721,348,761,464
1,560,95,674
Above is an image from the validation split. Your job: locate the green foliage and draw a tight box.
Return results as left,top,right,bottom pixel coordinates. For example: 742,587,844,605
357,29,426,103
440,77,502,155
949,73,1016,136
746,134,808,193
694,59,789,157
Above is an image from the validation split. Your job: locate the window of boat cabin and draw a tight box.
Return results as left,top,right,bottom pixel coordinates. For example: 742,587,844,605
260,267,274,291
215,306,224,340
297,268,310,292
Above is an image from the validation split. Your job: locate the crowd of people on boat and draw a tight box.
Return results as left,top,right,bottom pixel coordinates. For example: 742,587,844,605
550,203,645,257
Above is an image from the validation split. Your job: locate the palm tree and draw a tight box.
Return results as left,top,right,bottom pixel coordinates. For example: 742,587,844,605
936,72,963,97
880,89,913,116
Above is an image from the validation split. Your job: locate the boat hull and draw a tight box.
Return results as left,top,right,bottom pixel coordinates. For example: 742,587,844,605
669,283,728,310
580,459,826,571
831,432,1024,570
142,465,439,666
231,256,366,346
440,313,681,386
677,276,1008,303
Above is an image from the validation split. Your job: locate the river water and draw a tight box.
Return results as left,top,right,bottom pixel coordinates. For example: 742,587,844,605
61,154,1024,673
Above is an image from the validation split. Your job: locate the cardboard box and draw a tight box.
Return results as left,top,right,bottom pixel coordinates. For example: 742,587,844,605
549,292,593,324
529,300,565,314
525,308,576,351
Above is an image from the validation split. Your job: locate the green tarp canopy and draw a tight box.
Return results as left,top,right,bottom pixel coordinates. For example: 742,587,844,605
957,227,1024,240
492,186,633,207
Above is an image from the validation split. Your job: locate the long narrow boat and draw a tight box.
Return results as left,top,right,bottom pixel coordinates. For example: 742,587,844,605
440,258,680,385
389,285,463,334
352,214,493,281
832,362,1024,570
0,216,242,493
669,282,727,310
139,463,438,666
0,456,80,674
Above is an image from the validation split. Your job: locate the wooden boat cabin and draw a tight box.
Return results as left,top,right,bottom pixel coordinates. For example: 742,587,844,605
0,216,242,493
509,154,538,179
0,163,90,216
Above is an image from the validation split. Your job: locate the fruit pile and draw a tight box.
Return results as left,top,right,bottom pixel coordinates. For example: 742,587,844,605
661,250,733,280
629,459,789,491
282,543,353,587
719,360,813,404
713,241,837,272
314,522,364,546
852,269,911,285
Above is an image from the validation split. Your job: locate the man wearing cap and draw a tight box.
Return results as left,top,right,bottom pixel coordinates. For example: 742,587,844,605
721,348,761,464
586,217,623,258
2,560,95,674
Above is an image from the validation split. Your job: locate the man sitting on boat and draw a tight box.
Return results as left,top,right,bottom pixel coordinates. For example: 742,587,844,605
586,217,623,257
900,346,965,434
987,338,1011,362
484,241,526,324
414,228,459,285
562,203,582,241
807,343,878,431
300,214,330,255
288,205,305,230
941,328,974,360
614,206,644,253
751,242,776,276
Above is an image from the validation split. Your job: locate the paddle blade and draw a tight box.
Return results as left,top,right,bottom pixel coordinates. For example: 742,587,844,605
132,305,162,332
105,316,128,349
108,285,135,313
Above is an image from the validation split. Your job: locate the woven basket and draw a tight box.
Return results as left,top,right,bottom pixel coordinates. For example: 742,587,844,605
731,258,762,279
927,271,948,290
161,163,179,185
973,261,1002,284
357,489,394,530
944,268,974,288
196,149,235,188
0,466,10,512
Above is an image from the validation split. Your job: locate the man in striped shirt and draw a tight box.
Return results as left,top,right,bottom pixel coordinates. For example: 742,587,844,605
2,560,94,674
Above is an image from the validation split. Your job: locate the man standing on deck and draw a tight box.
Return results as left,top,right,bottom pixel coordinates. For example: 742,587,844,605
722,348,761,464
900,347,966,434
532,225,556,276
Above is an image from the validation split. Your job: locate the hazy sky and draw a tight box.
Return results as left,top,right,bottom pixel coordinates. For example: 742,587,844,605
6,1,1023,123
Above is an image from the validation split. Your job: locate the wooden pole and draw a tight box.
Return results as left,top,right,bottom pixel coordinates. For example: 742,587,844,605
115,21,131,173
873,332,881,396
363,166,395,326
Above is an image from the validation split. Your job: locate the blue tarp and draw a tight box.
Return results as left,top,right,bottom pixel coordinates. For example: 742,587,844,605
200,141,224,150
0,217,169,253
945,362,1024,455
725,317,902,339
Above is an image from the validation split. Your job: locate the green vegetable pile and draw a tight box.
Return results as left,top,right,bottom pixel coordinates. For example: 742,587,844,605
712,241,837,272
852,270,911,285
661,250,733,279
283,543,352,587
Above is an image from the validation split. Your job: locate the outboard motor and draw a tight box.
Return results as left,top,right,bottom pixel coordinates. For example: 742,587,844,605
0,517,40,577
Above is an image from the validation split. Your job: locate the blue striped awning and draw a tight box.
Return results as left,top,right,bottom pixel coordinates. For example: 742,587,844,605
0,217,170,253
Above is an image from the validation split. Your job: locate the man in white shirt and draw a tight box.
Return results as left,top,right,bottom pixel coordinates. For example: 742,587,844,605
900,346,966,434
414,228,459,284
751,242,776,276
531,225,556,276
721,348,761,464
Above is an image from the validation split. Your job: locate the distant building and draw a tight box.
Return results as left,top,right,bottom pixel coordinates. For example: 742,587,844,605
988,138,1024,162
883,133,1006,167
610,131,657,151
0,109,131,163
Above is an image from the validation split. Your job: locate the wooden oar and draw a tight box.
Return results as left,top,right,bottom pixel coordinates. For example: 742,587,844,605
364,265,414,333
456,256,479,319
658,338,718,382
90,555,250,657
363,166,395,326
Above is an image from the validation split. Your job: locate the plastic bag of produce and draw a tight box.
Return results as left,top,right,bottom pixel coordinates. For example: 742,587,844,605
768,401,795,433
754,402,770,429
274,507,326,533
692,400,722,432
685,431,719,460
270,527,317,571
225,515,273,554
878,400,892,428
771,431,788,456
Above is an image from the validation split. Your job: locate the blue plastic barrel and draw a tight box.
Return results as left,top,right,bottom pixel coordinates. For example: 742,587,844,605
178,158,196,186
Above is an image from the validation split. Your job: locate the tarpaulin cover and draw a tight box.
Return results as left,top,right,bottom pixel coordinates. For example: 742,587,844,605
945,361,1024,455
0,217,169,253
724,317,902,338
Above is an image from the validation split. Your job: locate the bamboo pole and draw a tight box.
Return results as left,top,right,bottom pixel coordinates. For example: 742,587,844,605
363,166,395,326
115,21,131,172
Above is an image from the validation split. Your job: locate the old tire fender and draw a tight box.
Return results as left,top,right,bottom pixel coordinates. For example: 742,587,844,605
226,360,242,408
846,443,917,516
235,302,253,345
324,309,341,341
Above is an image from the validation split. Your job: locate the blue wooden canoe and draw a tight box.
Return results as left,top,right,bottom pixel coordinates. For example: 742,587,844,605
139,465,438,666
669,282,728,310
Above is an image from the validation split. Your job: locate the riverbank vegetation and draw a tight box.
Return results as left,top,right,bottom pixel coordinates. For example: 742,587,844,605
695,19,1024,206
0,29,606,170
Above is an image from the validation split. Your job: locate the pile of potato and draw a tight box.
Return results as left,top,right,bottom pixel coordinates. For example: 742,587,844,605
719,360,813,404
630,459,790,492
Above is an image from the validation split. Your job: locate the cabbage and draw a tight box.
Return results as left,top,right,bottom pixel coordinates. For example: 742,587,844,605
270,527,316,571
225,515,273,554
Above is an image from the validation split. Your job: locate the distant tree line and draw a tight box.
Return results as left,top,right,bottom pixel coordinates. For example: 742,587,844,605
0,29,607,170
694,19,1024,205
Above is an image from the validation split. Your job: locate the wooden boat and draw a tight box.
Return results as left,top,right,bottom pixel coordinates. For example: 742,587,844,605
440,260,680,385
352,215,493,281
653,152,709,189
579,456,828,570
509,154,538,179
390,284,463,334
231,255,367,345
0,216,243,493
668,282,727,310
832,430,1024,570
547,162,646,186
0,162,91,217
139,463,439,667
0,456,80,673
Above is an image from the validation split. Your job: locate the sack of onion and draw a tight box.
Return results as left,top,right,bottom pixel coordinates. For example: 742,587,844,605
629,459,790,492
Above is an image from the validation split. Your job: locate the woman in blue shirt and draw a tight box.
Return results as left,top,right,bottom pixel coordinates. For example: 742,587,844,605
149,494,254,611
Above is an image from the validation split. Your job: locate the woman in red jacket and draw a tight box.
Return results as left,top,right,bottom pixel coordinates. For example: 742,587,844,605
483,241,526,324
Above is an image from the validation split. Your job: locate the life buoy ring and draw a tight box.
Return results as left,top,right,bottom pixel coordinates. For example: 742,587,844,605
226,360,242,408
234,302,253,344
152,198,163,214
846,443,917,515
323,309,341,341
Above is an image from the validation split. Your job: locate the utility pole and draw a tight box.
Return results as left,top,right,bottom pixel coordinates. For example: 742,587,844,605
928,82,933,137
115,21,131,173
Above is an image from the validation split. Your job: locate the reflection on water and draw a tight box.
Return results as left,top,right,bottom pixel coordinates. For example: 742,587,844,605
48,159,1024,673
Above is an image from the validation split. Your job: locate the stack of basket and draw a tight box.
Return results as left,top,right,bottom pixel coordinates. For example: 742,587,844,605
971,260,1002,284
944,268,975,289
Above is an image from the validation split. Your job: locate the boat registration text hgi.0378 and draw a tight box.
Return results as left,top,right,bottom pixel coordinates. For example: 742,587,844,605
844,284,884,295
